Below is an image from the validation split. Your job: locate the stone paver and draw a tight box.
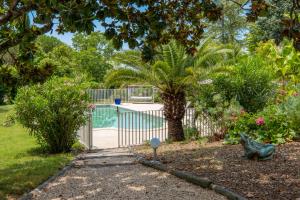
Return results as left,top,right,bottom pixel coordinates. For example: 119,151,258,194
31,148,225,200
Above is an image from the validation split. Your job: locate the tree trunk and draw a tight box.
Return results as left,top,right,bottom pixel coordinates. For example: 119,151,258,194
161,89,186,141
168,118,185,141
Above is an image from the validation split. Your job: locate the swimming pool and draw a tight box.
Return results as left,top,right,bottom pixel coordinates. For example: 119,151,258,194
92,105,164,129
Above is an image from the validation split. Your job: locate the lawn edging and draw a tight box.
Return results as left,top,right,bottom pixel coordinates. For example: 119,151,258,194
137,156,247,200
19,154,82,200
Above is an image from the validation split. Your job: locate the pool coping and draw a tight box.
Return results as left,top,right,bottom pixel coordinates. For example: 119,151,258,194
95,103,164,112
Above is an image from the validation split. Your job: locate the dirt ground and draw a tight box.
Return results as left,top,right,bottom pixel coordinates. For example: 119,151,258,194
134,141,300,200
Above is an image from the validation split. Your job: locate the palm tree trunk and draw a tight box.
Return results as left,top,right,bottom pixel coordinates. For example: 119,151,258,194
161,90,186,141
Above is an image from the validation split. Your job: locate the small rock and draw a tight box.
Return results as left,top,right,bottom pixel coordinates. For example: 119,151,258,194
246,192,255,198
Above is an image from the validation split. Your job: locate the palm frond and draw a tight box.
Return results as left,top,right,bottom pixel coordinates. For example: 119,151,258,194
104,68,145,87
112,50,150,70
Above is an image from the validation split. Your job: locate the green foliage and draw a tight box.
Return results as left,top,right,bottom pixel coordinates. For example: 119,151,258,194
214,56,275,113
153,91,162,103
183,126,199,141
0,0,227,59
105,41,195,141
2,111,16,127
197,136,209,145
0,36,77,103
185,39,235,119
72,32,115,58
71,32,114,83
256,40,300,87
0,105,73,199
204,0,247,44
105,41,192,91
71,141,86,154
165,138,173,144
0,65,18,103
246,0,293,51
44,44,76,77
226,105,296,145
192,84,217,113
1,0,274,61
15,77,90,153
74,49,112,83
281,91,300,135
36,35,65,54
0,84,5,104
143,140,151,146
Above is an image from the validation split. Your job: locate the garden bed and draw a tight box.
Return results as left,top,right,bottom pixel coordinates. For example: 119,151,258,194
134,141,300,200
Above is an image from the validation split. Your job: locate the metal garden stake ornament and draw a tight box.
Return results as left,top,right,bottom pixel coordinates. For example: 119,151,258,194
150,138,160,161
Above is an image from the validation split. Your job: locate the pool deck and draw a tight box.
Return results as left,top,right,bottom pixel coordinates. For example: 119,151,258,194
105,103,164,111
93,103,164,149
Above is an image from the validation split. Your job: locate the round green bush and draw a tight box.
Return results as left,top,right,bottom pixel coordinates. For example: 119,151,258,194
15,77,90,153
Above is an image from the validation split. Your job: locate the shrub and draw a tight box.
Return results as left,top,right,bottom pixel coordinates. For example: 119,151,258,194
15,77,90,153
281,91,300,136
214,56,275,113
197,136,209,145
183,126,199,141
71,141,86,154
226,104,296,144
3,112,16,127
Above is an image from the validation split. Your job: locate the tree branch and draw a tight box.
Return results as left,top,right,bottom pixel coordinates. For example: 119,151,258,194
0,2,33,26
0,22,53,52
227,0,251,10
7,48,18,64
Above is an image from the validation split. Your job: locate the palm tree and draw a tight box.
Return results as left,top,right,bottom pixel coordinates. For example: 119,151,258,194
105,39,232,141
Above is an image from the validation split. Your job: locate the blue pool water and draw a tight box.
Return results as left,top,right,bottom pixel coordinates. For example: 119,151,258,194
92,105,164,129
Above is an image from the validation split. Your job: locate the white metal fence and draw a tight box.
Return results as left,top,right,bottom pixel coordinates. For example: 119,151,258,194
77,112,93,149
118,110,167,147
88,87,155,104
78,107,223,149
117,108,223,147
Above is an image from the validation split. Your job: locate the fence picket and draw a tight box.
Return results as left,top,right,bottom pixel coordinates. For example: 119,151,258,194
78,106,223,148
88,88,155,103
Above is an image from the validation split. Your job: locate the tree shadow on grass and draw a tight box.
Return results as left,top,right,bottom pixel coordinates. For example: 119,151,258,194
0,149,72,200
26,146,52,156
0,106,11,114
13,147,50,160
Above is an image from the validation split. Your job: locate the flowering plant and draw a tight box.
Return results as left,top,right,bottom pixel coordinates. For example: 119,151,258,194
255,117,265,126
226,105,295,144
88,104,96,111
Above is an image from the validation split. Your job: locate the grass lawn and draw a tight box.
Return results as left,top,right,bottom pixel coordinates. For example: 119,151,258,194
0,105,74,200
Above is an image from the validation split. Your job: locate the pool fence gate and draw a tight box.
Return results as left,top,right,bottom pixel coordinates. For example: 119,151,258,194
78,108,223,149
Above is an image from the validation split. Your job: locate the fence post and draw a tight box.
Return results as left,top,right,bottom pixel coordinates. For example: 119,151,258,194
152,87,155,103
117,107,120,148
88,110,93,150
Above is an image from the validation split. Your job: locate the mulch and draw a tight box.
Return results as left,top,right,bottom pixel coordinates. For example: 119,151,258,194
134,141,300,200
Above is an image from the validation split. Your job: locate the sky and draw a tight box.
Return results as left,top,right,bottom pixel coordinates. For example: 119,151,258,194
45,22,130,49
45,20,106,47
46,31,74,46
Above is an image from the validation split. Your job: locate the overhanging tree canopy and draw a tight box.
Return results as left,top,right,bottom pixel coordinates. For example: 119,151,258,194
0,0,283,59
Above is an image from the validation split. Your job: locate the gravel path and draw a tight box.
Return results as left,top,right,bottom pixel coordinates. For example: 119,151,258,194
30,148,225,200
